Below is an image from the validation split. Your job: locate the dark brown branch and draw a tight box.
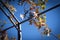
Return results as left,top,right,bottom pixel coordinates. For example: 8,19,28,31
0,3,60,32
0,1,21,40
0,1,19,23
0,7,19,31
19,3,60,24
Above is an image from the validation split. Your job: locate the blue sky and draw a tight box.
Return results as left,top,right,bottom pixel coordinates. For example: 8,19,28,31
0,0,60,40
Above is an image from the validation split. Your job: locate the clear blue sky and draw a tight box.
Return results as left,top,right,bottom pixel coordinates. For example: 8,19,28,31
0,0,60,40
